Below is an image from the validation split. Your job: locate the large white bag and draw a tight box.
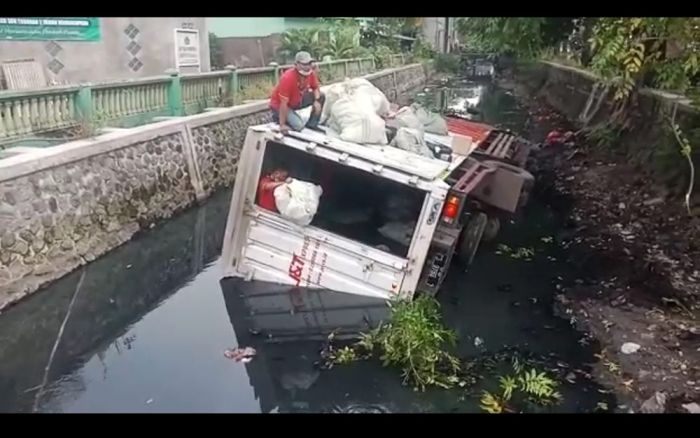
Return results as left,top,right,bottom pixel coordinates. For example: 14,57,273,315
411,103,448,135
348,78,391,116
330,94,388,145
273,179,323,226
393,106,424,132
390,127,433,158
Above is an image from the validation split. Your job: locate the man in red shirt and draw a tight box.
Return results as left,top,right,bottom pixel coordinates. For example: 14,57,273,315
269,51,326,134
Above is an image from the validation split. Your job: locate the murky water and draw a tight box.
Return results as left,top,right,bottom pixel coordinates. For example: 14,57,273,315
0,78,614,413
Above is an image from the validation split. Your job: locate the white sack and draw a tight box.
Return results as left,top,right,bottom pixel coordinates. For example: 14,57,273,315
411,103,448,135
390,127,433,158
330,94,388,145
348,78,391,116
393,106,424,132
325,78,391,144
273,179,323,226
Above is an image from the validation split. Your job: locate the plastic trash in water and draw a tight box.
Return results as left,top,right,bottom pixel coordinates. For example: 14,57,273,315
224,346,257,363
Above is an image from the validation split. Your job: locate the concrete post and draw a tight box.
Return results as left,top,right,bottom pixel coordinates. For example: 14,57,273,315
269,62,280,83
165,69,183,116
225,65,238,105
76,84,93,122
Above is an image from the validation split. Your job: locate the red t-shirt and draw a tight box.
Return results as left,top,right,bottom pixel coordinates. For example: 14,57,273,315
257,176,278,212
269,68,320,110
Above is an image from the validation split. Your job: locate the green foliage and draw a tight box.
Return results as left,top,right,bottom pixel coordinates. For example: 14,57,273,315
329,346,359,364
582,124,624,149
343,295,462,391
371,45,397,70
361,18,422,52
278,28,324,62
589,18,700,100
435,53,460,74
495,244,535,260
209,32,224,70
479,361,563,413
278,21,393,66
236,81,274,103
410,38,436,63
458,17,547,58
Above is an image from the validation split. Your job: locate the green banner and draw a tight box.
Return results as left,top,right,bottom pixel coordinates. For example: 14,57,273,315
0,17,101,41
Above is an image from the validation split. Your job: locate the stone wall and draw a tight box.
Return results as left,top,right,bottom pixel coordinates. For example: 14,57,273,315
515,61,700,197
0,63,432,309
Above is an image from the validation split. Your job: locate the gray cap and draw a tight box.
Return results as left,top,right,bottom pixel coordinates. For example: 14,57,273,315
295,51,313,64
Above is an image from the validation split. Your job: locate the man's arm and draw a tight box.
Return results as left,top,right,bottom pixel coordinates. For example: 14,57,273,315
311,73,322,115
311,72,321,100
261,180,285,191
278,96,290,131
276,73,294,132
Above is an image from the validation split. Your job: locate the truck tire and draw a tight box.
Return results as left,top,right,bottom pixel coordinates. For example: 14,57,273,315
482,216,501,242
458,212,488,265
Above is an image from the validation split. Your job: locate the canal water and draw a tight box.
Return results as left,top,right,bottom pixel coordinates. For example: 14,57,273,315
0,78,614,413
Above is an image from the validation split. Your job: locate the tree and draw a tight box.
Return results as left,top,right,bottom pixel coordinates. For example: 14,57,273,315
457,17,548,57
589,17,700,100
209,32,224,70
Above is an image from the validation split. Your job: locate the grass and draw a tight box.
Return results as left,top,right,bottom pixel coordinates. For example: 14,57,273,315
330,295,463,391
234,81,274,104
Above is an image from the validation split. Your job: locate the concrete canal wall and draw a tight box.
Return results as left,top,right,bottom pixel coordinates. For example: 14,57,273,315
514,61,700,195
0,62,433,309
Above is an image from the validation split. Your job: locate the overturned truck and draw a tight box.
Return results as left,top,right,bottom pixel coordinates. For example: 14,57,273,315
221,81,534,301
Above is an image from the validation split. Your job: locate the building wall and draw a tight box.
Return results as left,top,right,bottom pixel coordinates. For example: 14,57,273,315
208,17,285,38
219,34,283,68
0,17,211,85
422,17,459,53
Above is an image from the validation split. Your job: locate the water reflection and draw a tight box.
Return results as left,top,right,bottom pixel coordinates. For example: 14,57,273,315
0,189,232,412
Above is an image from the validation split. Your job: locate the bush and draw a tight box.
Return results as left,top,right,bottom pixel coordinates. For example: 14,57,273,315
351,295,461,391
435,53,460,74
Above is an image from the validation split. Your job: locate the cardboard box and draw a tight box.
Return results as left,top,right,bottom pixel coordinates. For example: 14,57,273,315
451,133,473,156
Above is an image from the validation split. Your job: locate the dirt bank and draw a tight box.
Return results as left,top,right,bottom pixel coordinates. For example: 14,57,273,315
499,77,700,413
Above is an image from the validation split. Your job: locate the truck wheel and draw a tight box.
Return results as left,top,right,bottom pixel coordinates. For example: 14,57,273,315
482,216,501,242
458,212,488,265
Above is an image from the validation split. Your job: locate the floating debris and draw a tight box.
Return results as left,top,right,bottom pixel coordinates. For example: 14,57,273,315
224,346,257,363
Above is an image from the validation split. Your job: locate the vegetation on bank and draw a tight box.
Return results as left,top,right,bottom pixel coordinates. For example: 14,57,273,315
459,17,700,213
325,295,563,413
276,18,435,68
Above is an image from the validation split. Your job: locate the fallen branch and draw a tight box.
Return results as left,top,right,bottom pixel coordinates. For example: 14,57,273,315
667,102,695,216
32,268,87,412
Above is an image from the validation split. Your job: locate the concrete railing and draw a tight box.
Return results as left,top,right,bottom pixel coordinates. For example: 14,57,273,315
0,56,397,146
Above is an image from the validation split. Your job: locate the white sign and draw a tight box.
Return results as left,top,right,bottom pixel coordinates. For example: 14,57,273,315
174,28,200,70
